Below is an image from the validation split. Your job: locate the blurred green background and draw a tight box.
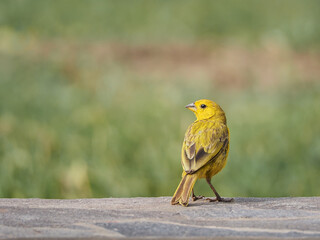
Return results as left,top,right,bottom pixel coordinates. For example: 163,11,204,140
0,0,319,199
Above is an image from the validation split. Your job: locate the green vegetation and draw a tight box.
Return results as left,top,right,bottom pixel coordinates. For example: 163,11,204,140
1,0,320,48
0,0,319,198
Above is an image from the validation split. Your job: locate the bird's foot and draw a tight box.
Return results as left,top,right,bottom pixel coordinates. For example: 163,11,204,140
205,197,234,202
218,197,234,202
192,195,205,201
205,197,218,202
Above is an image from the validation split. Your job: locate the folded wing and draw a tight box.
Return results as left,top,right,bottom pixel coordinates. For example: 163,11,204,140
181,122,229,174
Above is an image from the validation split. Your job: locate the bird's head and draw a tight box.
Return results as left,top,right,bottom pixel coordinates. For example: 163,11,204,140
185,99,226,122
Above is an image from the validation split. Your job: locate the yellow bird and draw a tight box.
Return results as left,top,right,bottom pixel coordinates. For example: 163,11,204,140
171,99,233,207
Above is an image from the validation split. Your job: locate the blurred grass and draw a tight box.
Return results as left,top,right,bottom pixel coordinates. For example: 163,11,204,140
1,0,320,48
0,0,319,198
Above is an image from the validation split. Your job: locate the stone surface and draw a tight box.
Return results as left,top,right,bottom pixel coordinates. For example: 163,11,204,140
0,197,319,239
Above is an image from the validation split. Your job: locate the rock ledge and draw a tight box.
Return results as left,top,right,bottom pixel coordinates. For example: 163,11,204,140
0,197,319,239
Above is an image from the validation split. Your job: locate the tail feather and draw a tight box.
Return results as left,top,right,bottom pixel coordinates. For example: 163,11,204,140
171,173,198,207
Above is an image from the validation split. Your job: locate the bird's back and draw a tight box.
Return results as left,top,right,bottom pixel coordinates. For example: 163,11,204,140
181,119,229,178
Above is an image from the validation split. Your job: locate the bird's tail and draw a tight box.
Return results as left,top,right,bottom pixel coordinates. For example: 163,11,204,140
171,173,198,207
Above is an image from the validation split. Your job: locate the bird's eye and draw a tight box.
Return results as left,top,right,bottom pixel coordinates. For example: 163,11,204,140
200,104,206,109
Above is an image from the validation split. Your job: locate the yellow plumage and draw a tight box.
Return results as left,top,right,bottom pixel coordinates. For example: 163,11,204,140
171,99,233,207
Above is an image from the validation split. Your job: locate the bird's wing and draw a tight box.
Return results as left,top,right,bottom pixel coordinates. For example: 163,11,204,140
181,121,229,174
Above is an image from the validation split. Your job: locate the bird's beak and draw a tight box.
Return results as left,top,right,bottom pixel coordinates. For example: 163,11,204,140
185,102,196,111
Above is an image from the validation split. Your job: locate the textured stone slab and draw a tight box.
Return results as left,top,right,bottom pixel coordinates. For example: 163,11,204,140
0,197,319,239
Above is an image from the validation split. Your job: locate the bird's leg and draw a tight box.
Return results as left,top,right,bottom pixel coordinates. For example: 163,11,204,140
205,177,234,202
192,189,204,201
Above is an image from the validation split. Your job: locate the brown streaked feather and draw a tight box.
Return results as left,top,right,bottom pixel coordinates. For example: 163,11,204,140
185,142,195,160
181,121,229,173
184,139,228,174
171,174,187,205
195,147,206,161
171,173,198,206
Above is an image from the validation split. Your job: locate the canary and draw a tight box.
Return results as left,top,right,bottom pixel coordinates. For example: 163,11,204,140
171,99,233,207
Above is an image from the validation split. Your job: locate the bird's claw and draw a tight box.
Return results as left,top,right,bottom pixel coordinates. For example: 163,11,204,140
205,197,218,202
219,197,234,202
205,197,234,203
192,195,205,201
